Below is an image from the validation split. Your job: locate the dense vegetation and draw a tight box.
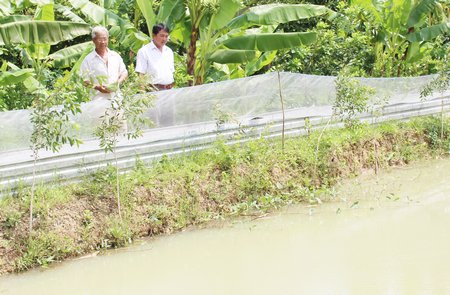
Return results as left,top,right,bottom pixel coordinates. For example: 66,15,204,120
0,116,448,275
0,0,448,110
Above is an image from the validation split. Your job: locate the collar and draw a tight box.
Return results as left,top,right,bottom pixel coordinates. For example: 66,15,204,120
93,48,110,59
149,41,166,52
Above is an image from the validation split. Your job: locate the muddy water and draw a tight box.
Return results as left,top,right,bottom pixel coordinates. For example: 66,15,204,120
1,158,449,295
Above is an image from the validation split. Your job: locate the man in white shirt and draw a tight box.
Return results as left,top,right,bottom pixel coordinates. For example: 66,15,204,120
136,23,175,91
80,26,128,100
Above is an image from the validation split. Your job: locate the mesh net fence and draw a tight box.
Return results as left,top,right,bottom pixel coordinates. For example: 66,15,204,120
0,72,447,153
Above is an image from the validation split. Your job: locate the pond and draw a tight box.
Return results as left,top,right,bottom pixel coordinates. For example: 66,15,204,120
1,158,449,294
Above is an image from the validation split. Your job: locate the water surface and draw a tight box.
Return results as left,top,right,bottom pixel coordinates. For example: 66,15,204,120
1,158,449,295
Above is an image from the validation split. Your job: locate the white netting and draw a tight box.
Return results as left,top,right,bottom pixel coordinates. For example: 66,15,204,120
0,72,447,152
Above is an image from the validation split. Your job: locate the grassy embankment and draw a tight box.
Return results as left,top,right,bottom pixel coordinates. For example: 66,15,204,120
0,116,448,275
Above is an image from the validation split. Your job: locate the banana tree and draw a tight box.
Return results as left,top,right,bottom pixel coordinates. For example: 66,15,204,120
0,0,91,88
67,0,153,53
107,0,335,85
164,2,336,85
350,0,449,76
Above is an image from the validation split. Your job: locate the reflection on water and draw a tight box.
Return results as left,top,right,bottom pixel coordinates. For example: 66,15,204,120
1,159,449,295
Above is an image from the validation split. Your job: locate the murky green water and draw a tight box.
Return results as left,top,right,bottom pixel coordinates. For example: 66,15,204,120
1,158,449,295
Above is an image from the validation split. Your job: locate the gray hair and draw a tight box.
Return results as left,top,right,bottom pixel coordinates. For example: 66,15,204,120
91,26,109,39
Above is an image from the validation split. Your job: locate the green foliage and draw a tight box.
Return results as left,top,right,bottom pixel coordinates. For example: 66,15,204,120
2,208,23,229
82,209,94,228
333,69,376,128
213,104,239,129
271,1,449,77
15,231,78,271
421,116,450,150
105,216,133,248
420,62,450,98
350,0,449,77
0,83,35,110
173,53,192,87
271,20,374,76
30,73,90,153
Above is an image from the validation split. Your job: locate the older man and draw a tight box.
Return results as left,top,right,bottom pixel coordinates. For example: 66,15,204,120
81,26,128,100
136,23,175,91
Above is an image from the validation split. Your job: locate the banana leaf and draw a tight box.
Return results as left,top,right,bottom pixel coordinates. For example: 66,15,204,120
210,0,242,30
228,4,335,29
0,15,32,24
55,4,86,23
157,0,185,28
245,50,277,76
0,1,12,16
406,22,450,42
0,20,91,46
48,41,93,68
136,0,155,34
221,32,317,51
208,49,256,63
0,69,35,86
68,0,127,27
407,0,437,28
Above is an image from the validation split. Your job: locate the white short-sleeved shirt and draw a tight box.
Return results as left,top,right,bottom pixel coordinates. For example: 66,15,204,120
80,48,127,100
135,41,174,85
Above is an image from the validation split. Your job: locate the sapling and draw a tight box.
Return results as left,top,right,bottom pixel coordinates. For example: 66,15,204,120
333,70,375,128
29,72,90,231
94,69,154,220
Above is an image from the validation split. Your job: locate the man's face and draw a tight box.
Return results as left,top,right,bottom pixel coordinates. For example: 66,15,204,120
93,31,108,50
153,30,169,49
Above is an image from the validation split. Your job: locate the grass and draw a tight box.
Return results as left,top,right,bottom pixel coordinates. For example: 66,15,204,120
0,115,448,275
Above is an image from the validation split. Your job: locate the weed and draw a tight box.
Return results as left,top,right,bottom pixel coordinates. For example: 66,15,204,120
14,231,77,271
3,208,22,229
106,217,133,248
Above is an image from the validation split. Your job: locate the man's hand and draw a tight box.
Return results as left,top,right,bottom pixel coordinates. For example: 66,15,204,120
94,85,112,93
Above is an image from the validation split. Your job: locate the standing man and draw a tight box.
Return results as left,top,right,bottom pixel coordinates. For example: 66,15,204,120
81,26,128,100
136,23,175,91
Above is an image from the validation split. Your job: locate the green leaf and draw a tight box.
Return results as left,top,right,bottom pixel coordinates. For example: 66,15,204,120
35,3,54,21
211,0,242,30
0,20,91,46
0,68,35,86
245,50,277,76
0,1,12,16
6,62,42,91
0,15,32,24
121,30,151,53
136,0,155,35
406,22,450,42
208,49,256,63
228,4,335,29
157,0,185,28
68,0,128,27
48,41,93,68
70,42,96,74
407,0,437,28
29,4,55,60
55,4,86,23
350,0,382,23
221,32,317,51
405,41,421,62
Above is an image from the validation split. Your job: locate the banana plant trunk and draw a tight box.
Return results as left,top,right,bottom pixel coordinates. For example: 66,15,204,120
187,27,198,86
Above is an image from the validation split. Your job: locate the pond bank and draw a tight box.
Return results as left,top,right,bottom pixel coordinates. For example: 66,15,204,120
0,116,448,275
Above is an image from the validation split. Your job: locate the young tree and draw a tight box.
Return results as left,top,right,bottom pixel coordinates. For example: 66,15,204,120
94,69,154,219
